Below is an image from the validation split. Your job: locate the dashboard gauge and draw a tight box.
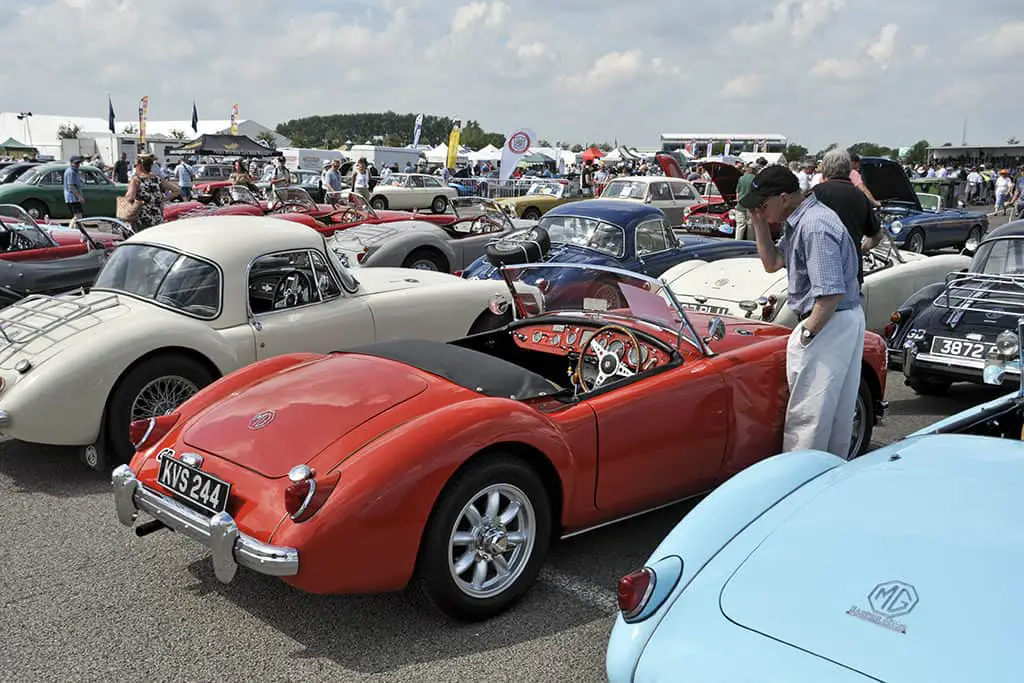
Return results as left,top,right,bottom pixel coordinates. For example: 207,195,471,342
628,345,649,366
608,340,625,355
567,332,578,345
551,335,560,345
552,324,566,332
532,331,543,343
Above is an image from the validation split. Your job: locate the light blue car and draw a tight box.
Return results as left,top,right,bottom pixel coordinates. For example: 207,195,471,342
607,325,1024,682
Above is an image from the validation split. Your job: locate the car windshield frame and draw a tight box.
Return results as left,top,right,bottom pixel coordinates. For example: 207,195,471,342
526,181,565,198
451,196,512,228
539,213,627,258
92,243,224,320
0,205,56,248
603,180,647,201
497,262,708,355
971,236,1024,276
226,185,262,206
267,186,317,209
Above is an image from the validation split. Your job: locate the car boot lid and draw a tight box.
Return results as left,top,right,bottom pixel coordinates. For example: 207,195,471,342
718,434,1024,682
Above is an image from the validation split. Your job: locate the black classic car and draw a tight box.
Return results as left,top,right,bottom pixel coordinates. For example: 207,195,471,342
861,157,989,253
886,220,1024,394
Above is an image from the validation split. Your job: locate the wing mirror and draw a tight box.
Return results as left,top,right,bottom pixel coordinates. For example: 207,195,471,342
738,300,758,312
707,317,727,341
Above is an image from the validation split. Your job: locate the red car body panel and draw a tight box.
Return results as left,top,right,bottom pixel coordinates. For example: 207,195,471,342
126,310,887,596
0,224,119,262
658,153,741,232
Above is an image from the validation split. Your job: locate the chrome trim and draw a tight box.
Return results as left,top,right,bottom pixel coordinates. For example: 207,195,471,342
621,568,657,621
111,465,299,582
290,479,317,520
560,491,709,539
179,452,204,468
0,409,10,428
133,417,156,449
912,351,1022,374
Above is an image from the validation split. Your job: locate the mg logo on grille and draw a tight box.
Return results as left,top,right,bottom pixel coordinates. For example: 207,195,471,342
248,410,276,430
868,580,918,617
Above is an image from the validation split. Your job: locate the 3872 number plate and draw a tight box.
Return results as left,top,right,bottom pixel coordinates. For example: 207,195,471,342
157,453,231,515
930,336,993,360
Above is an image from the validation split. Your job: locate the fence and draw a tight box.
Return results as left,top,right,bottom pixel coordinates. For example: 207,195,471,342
446,177,583,199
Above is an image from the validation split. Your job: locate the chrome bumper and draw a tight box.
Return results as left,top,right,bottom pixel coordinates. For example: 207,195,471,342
111,464,298,583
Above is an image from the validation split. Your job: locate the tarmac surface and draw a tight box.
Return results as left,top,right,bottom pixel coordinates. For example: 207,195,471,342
1,210,1014,683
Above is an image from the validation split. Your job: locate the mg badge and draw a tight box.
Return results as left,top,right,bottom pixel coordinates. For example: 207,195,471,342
714,278,729,287
248,410,276,430
846,580,918,634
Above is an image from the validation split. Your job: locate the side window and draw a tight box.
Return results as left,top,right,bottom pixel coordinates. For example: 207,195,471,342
409,176,425,187
82,170,108,185
649,181,673,201
636,219,670,255
660,219,678,247
671,181,695,200
308,250,342,300
43,170,64,185
423,176,441,187
248,250,323,314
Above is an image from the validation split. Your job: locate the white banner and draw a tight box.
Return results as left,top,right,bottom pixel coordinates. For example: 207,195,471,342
412,113,423,148
500,128,535,182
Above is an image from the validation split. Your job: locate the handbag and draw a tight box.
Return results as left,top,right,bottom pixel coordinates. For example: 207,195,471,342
160,178,182,200
116,195,140,221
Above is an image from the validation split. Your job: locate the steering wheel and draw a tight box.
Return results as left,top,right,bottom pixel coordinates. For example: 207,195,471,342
270,201,312,215
469,215,505,234
576,324,643,391
327,208,365,224
272,270,314,309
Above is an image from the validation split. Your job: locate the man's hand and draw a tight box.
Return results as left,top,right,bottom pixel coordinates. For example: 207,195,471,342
751,208,785,273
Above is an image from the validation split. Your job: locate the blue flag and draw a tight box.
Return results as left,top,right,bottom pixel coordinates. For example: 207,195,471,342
108,96,116,134
191,101,198,133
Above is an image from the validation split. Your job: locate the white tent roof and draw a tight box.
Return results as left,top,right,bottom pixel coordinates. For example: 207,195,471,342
469,143,501,162
425,142,469,165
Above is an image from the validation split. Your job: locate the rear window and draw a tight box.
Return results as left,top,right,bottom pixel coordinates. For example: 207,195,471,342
94,244,222,319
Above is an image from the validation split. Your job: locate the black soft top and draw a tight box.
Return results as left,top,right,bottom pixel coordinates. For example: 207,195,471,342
346,338,562,400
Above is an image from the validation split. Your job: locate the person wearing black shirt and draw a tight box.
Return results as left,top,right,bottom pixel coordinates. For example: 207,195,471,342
811,148,882,284
113,152,130,184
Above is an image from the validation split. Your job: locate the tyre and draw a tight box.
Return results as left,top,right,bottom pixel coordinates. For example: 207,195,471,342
587,278,626,309
521,207,542,221
905,230,925,254
413,455,551,621
370,196,388,210
849,378,875,458
21,199,48,220
484,226,552,267
964,225,984,252
402,248,448,272
907,376,951,396
213,188,231,206
431,196,449,214
99,354,216,470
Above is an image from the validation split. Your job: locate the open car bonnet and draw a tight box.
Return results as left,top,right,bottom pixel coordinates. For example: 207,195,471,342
183,354,429,478
859,158,921,209
718,434,1024,682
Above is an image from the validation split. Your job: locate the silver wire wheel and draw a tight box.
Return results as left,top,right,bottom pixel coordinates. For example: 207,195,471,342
130,375,199,422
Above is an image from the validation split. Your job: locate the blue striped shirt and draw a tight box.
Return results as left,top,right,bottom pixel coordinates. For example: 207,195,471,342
776,194,860,317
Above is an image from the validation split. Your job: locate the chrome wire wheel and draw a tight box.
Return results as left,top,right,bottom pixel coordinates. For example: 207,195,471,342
130,375,199,422
409,258,439,271
850,389,867,458
448,483,536,600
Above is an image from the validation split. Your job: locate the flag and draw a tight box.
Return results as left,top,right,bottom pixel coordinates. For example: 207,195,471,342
230,104,239,135
724,139,732,156
107,96,116,134
499,128,535,182
138,96,149,148
446,119,461,169
191,101,198,133
412,113,423,148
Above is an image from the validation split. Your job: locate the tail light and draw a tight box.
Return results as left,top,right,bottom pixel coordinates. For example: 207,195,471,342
356,249,369,263
453,270,463,277
129,413,180,451
618,568,655,620
284,464,341,523
890,311,903,323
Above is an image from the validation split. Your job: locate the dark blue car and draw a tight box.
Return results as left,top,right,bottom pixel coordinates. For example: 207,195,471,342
861,157,989,254
460,199,758,282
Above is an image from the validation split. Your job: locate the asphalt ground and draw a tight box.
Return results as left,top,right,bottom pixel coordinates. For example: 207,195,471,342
0,211,1013,683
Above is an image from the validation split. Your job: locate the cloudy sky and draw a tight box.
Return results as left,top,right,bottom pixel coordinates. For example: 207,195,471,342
1,0,1021,150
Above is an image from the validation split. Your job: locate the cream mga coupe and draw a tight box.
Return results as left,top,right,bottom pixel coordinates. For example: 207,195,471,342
0,216,525,471
660,237,971,334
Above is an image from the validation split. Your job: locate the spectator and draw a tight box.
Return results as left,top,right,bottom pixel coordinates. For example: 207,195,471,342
63,155,85,219
124,154,165,231
734,163,757,240
114,152,130,183
174,157,195,201
323,159,344,203
993,169,1014,216
351,158,371,200
849,153,881,208
812,148,882,285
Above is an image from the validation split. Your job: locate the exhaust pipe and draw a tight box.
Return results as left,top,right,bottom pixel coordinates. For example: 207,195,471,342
135,519,168,537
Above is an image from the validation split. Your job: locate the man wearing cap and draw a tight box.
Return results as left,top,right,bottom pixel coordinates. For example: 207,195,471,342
63,156,85,219
741,165,865,458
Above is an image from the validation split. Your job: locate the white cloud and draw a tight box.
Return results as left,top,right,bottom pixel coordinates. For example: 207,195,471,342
867,23,898,65
560,50,644,90
730,0,845,44
512,41,551,62
719,74,761,100
980,21,1024,57
809,58,865,81
911,44,929,61
451,1,507,33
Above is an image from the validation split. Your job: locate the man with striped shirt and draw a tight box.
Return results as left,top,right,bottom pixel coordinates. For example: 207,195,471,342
740,166,865,459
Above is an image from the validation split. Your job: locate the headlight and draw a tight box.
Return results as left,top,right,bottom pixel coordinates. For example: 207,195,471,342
890,220,903,234
683,207,691,217
728,209,737,220
996,329,1020,359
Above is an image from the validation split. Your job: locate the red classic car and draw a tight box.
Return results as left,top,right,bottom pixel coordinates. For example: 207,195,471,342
657,154,741,237
112,264,887,621
0,204,125,261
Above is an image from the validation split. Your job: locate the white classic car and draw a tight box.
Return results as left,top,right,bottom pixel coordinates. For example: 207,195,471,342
660,242,971,334
368,173,459,213
0,216,519,471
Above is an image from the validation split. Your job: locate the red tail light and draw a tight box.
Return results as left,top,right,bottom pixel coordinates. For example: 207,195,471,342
890,311,902,323
356,250,368,263
453,270,463,277
617,567,656,620
129,413,180,451
284,469,341,523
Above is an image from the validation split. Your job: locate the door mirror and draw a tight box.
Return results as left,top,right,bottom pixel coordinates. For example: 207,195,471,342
707,317,726,341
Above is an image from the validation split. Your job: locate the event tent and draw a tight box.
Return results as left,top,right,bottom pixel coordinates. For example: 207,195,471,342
581,146,604,162
167,133,280,157
468,144,501,162
0,137,38,156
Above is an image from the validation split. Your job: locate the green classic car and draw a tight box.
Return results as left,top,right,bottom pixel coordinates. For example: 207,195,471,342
497,180,590,220
0,162,128,219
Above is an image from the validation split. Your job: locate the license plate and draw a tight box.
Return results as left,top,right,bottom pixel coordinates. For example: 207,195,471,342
930,336,993,360
681,302,730,315
157,454,231,515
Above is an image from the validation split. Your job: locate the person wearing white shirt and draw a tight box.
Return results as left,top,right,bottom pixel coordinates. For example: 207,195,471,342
796,161,813,192
380,164,393,185
993,170,1014,216
966,168,983,204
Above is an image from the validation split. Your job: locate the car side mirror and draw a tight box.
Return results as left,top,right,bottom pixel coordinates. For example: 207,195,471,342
707,317,726,341
738,300,758,312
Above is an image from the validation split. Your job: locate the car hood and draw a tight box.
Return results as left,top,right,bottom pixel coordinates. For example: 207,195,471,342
718,434,1024,682
182,354,429,478
351,266,463,294
329,220,440,249
860,158,921,209
702,161,741,198
664,257,785,305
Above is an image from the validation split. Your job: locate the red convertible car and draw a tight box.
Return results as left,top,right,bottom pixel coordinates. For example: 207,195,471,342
657,154,740,237
112,264,887,621
0,204,124,261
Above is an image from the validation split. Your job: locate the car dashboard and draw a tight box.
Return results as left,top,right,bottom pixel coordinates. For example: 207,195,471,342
510,322,670,372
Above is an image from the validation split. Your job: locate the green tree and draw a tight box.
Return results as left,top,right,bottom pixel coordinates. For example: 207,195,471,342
597,142,613,152
57,123,81,139
814,142,838,158
256,131,277,150
784,143,809,162
570,143,583,153
537,139,552,148
275,112,505,151
848,142,894,158
903,139,930,165
168,128,187,140
121,124,138,135
1008,137,1020,145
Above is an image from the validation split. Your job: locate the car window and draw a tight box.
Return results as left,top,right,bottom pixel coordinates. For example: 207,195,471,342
408,176,425,187
670,181,695,200
248,250,331,314
604,180,647,200
81,169,108,185
649,181,673,201
43,170,64,185
541,215,625,258
308,250,341,300
636,219,670,255
422,176,442,187
974,238,1024,275
94,244,221,318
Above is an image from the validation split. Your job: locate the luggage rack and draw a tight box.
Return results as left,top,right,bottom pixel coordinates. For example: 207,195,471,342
933,272,1024,324
0,291,120,346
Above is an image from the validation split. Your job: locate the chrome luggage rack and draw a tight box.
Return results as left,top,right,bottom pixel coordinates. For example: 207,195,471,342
933,272,1024,324
0,292,119,347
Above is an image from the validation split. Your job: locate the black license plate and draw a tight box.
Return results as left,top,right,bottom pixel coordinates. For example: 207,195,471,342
157,454,231,515
930,336,993,360
682,302,730,315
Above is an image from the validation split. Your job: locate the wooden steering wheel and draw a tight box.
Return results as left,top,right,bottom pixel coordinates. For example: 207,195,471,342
575,324,643,391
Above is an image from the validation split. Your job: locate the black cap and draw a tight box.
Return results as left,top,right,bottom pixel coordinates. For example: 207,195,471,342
738,165,800,210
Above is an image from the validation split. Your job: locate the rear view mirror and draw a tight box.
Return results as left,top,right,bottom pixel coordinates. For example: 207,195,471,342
707,317,726,341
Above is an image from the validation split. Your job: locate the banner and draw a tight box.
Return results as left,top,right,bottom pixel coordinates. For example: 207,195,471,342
107,96,116,134
412,113,423,148
230,104,239,135
191,101,199,133
724,140,732,156
499,128,535,182
446,118,461,169
138,96,149,149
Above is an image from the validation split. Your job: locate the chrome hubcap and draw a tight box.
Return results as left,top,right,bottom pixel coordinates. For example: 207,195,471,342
130,375,199,422
448,483,535,599
411,260,439,271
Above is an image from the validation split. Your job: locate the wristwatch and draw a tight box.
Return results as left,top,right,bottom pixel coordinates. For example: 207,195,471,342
801,327,815,343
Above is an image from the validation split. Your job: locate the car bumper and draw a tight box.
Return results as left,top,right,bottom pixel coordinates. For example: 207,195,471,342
0,409,13,444
901,347,1021,385
111,464,299,583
